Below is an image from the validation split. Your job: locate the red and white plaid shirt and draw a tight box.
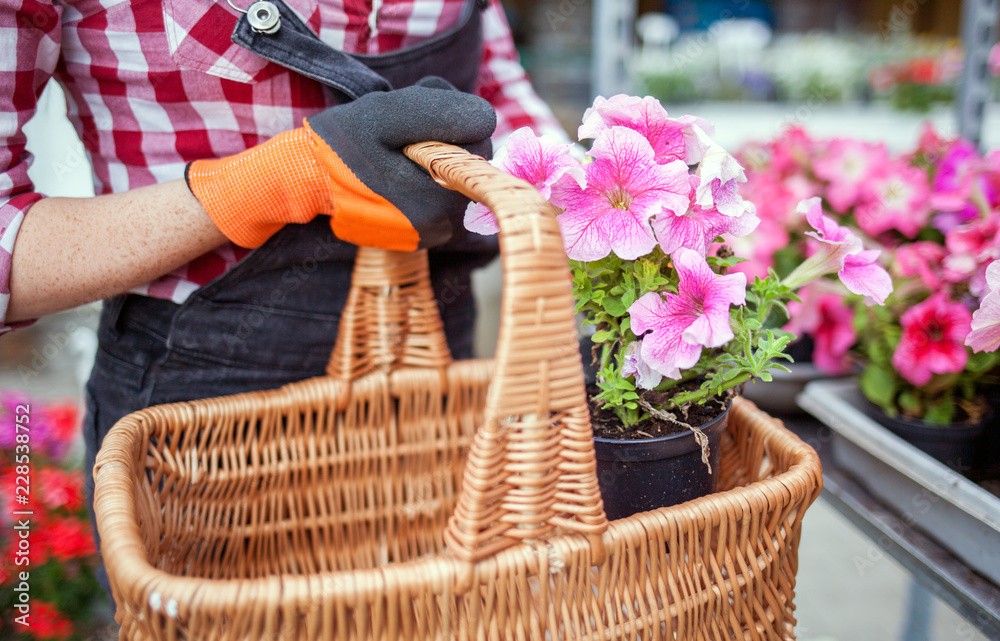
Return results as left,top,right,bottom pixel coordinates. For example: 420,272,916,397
0,0,563,332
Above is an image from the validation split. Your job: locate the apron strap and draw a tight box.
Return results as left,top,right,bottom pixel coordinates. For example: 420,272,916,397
231,0,393,99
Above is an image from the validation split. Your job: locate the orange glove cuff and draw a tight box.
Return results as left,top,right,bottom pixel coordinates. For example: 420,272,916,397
187,127,335,249
188,122,421,251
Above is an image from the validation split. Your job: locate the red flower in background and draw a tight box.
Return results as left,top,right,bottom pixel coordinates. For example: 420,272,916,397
34,402,80,461
26,601,73,640
40,403,79,445
906,58,942,85
36,517,96,562
892,293,972,386
37,468,84,512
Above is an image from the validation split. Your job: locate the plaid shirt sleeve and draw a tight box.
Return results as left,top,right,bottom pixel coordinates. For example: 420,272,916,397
477,0,568,144
0,0,61,333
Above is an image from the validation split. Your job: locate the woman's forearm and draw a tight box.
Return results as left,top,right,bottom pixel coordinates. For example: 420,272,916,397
6,179,227,322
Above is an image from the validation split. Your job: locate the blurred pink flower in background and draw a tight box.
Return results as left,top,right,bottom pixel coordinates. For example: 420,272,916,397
813,139,890,213
766,126,814,179
942,215,1000,294
729,218,790,281
989,43,1000,77
967,260,1000,353
854,160,931,238
895,241,949,290
892,292,972,386
915,121,949,161
786,289,857,375
931,141,986,231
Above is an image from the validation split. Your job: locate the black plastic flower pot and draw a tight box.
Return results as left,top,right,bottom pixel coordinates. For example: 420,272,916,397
861,402,988,474
592,405,729,521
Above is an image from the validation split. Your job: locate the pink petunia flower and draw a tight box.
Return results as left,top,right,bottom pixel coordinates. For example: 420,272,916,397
892,292,972,386
784,197,893,304
693,126,754,218
895,241,949,290
652,175,759,256
930,141,982,214
578,94,713,165
915,121,949,161
966,260,1000,353
763,126,815,180
729,217,790,281
840,250,894,306
464,127,585,235
552,126,691,261
854,160,931,238
628,248,746,379
942,215,1000,294
813,139,890,213
785,288,857,375
621,340,663,389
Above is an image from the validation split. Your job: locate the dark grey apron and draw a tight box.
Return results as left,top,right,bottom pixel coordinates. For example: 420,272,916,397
83,0,496,593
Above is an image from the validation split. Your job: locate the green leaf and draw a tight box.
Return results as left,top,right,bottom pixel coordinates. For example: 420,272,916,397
602,296,627,317
707,255,749,268
723,367,744,381
591,330,613,342
621,289,637,309
898,391,921,415
613,378,636,390
924,400,956,425
859,365,897,410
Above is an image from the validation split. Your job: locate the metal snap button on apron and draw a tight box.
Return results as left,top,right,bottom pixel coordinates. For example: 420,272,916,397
227,0,281,34
247,1,280,34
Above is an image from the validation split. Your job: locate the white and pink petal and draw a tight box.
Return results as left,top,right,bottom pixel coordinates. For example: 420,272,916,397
839,250,893,305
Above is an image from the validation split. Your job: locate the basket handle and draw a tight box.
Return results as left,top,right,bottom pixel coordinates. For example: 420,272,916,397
401,142,608,563
326,247,452,379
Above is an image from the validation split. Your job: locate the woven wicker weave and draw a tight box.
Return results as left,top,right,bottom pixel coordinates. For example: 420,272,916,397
94,142,823,641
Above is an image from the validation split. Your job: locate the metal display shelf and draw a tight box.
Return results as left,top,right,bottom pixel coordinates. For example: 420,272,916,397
822,467,1000,639
782,382,1000,640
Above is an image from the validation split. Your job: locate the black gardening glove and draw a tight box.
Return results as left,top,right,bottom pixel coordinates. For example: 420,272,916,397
306,76,495,250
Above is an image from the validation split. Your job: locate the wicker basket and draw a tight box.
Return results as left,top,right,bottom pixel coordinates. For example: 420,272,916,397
94,142,823,641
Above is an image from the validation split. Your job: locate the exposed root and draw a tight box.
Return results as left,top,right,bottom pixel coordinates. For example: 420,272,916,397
637,398,712,473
